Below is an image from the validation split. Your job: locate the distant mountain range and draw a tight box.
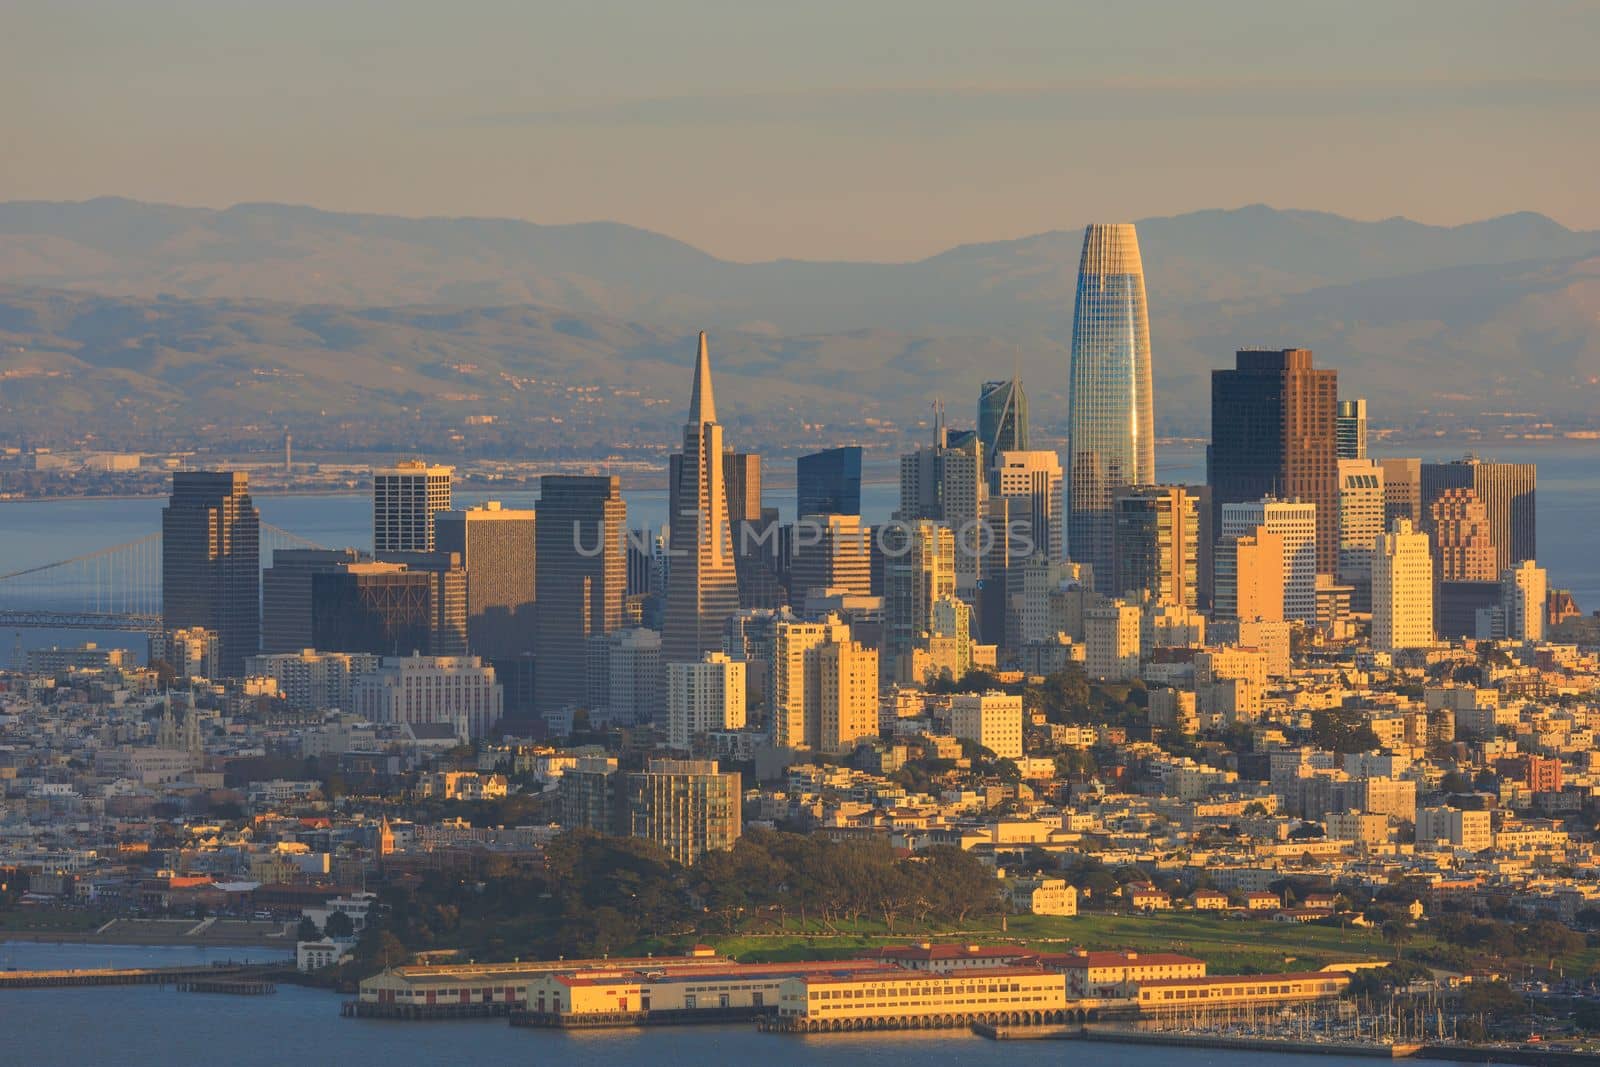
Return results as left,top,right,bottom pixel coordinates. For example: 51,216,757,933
1,198,1597,443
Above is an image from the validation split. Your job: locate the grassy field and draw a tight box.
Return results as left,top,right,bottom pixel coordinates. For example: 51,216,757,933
708,911,1399,975
0,910,111,934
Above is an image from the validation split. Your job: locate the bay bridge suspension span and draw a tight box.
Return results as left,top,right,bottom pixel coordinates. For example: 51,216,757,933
0,524,325,634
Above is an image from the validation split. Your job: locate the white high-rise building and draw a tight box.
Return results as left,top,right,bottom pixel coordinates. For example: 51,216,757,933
771,614,877,753
1336,459,1385,611
993,450,1064,562
667,652,747,749
586,627,663,726
1085,601,1141,681
1501,559,1547,643
1220,499,1318,622
373,461,453,553
244,649,380,712
950,691,1025,760
1372,519,1434,653
352,654,502,739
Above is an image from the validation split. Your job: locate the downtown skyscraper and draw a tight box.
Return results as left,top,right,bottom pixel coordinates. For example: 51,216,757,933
161,471,260,677
534,475,626,716
1208,348,1339,577
978,378,1029,464
662,333,742,665
373,461,453,553
1067,223,1154,594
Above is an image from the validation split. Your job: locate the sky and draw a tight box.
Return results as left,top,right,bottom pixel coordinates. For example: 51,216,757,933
2,0,1596,262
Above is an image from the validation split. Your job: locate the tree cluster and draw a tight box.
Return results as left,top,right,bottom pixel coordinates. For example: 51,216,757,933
348,828,1004,968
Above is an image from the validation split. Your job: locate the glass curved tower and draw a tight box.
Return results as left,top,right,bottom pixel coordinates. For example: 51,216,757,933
1067,223,1154,593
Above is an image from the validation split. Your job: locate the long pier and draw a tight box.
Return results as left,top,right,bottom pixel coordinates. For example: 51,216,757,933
0,963,287,990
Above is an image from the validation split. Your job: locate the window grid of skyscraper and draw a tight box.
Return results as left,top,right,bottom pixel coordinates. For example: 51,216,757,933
1068,224,1154,593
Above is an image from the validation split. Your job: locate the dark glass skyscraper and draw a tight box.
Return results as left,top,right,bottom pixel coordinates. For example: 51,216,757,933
261,547,362,653
161,471,259,677
535,475,626,715
1068,224,1154,593
978,378,1029,464
1208,348,1339,577
797,446,864,518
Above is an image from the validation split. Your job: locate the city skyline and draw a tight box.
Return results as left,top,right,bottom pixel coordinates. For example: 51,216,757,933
4,6,1599,1057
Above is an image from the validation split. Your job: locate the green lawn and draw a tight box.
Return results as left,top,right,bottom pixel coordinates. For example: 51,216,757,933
708,911,1399,975
0,910,111,933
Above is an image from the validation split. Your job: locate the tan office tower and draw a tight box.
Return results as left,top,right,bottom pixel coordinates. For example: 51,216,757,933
1213,528,1285,622
772,615,846,750
816,638,879,754
1429,488,1496,581
1085,601,1141,682
534,475,626,716
789,513,872,608
993,449,1064,562
663,333,742,665
434,501,536,660
1501,560,1546,643
723,451,762,527
1112,485,1198,609
1380,458,1422,528
625,759,741,866
373,461,453,553
1373,518,1434,652
1220,499,1317,622
1421,455,1536,574
1336,459,1384,611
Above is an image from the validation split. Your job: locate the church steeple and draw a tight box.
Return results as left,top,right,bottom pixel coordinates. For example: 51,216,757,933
687,330,716,426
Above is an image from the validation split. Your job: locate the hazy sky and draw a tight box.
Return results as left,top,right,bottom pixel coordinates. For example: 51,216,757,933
3,1,1596,261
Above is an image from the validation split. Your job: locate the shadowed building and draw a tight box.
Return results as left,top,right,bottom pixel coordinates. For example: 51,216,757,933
626,759,742,866
1380,458,1422,528
796,446,863,518
262,548,363,654
1113,485,1199,609
311,563,443,657
162,471,260,676
534,475,626,716
434,501,536,660
979,378,1029,465
1208,348,1338,576
1068,224,1154,592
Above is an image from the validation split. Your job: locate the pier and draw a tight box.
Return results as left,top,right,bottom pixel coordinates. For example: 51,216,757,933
176,978,277,995
342,1000,514,1021
0,963,288,990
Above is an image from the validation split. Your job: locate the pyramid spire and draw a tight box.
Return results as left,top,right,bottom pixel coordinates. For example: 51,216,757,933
688,331,716,426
